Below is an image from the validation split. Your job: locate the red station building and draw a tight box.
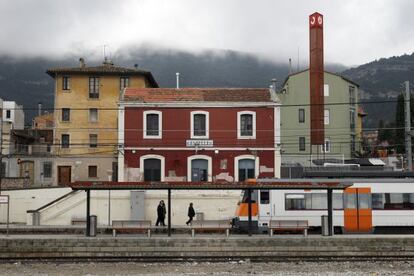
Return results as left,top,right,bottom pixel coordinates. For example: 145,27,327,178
117,88,281,183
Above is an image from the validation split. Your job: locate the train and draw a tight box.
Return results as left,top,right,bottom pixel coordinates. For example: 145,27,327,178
234,178,414,234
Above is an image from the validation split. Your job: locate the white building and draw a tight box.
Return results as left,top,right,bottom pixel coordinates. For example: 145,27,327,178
2,100,25,130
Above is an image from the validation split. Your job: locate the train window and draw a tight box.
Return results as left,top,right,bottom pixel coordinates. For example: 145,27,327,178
260,190,270,204
358,193,371,209
372,193,414,210
333,194,344,209
372,193,384,209
311,194,327,209
285,193,344,210
344,193,357,209
241,189,257,203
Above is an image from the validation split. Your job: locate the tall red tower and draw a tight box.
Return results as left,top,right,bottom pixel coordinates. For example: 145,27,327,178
309,12,324,146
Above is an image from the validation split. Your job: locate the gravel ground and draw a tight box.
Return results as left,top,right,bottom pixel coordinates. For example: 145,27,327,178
1,260,414,275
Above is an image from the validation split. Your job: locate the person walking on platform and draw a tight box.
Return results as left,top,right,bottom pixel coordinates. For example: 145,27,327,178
156,200,166,226
186,202,195,226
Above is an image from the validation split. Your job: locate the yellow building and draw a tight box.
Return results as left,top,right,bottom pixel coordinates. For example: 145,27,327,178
47,58,158,185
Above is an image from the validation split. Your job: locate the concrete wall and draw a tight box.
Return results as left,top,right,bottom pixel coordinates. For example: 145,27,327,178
0,188,240,226
4,157,55,186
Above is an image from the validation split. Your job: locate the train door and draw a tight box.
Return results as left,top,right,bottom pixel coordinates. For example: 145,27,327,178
344,188,372,233
258,190,271,225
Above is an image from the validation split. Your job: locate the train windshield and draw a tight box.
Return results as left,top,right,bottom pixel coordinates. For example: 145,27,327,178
241,189,258,203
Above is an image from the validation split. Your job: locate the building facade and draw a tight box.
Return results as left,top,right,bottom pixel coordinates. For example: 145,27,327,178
279,70,360,164
118,88,281,183
47,59,158,185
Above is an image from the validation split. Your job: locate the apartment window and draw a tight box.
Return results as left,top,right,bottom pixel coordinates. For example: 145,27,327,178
298,109,305,123
62,108,70,122
324,109,330,125
6,110,11,119
143,111,162,139
349,86,356,105
350,109,356,130
321,138,331,153
120,77,129,91
89,108,98,122
324,84,329,96
62,76,70,90
237,111,256,139
61,134,70,148
1,162,6,178
191,111,209,138
88,166,97,178
43,162,52,178
89,134,98,148
89,77,100,98
299,137,306,151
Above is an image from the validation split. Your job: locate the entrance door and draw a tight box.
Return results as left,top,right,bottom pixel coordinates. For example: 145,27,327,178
143,159,161,181
130,191,145,220
258,190,271,226
191,159,208,181
19,161,34,186
58,166,71,186
238,159,255,181
344,188,372,233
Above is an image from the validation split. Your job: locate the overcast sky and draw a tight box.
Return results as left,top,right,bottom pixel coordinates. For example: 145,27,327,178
0,0,413,66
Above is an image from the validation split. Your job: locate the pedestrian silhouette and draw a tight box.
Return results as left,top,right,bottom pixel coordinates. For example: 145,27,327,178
186,202,195,225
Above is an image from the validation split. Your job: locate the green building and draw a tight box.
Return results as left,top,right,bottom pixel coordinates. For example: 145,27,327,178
278,69,360,165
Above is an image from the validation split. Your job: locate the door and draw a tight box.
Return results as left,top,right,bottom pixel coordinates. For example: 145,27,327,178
58,166,71,186
344,188,372,233
258,190,271,226
238,159,255,181
143,159,161,181
19,161,34,186
191,159,208,181
130,191,145,220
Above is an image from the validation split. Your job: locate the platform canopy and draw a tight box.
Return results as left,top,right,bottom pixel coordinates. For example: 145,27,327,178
69,178,352,191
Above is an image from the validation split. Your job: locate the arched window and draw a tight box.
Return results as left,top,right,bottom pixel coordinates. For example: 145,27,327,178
187,155,212,182
234,155,259,181
140,155,165,181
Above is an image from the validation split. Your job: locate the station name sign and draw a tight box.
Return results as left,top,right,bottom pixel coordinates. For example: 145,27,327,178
186,140,214,147
0,195,9,204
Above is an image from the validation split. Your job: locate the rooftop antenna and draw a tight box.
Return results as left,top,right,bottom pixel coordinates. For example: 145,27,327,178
176,72,180,89
103,44,108,63
289,58,292,74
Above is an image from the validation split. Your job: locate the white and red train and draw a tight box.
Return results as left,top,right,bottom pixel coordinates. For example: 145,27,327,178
234,178,414,233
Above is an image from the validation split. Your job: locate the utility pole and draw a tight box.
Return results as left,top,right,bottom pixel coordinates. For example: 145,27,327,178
404,81,412,171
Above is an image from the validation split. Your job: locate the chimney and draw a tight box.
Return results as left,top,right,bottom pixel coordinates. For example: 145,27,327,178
271,78,277,93
176,72,180,89
134,64,139,69
79,57,85,68
289,58,292,74
38,102,42,116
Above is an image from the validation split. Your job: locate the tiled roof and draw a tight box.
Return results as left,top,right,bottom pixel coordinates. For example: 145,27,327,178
46,64,159,87
123,88,274,102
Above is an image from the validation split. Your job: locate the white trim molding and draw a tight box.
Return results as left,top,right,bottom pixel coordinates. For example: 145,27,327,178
120,101,281,108
143,110,162,139
139,154,165,181
234,154,260,182
237,111,256,139
190,111,209,139
187,154,213,182
125,147,276,151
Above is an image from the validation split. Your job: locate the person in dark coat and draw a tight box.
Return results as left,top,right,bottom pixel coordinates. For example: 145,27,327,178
186,202,195,225
156,200,166,226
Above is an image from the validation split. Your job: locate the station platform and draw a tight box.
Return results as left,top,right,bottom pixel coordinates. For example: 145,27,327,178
1,234,414,260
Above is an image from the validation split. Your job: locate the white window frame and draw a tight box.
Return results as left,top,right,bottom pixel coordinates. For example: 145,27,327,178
324,84,329,96
237,111,256,139
324,109,330,125
187,154,212,182
321,138,331,153
143,110,162,139
190,111,209,139
139,154,165,181
234,155,260,182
